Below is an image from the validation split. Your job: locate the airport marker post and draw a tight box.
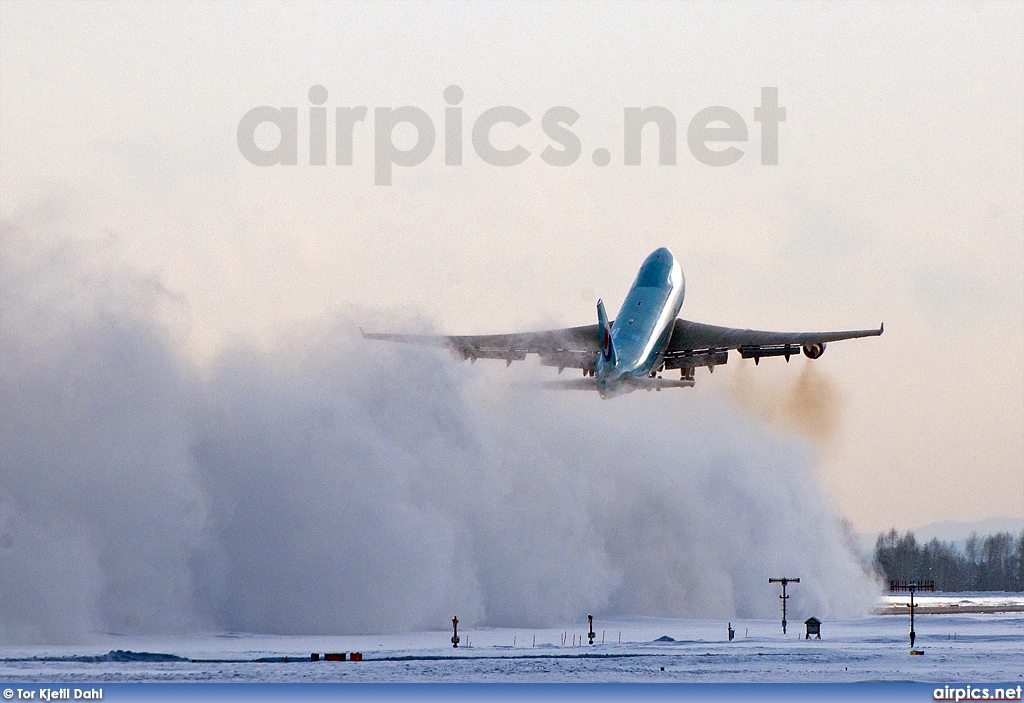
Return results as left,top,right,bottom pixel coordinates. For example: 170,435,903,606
769,577,800,634
890,580,934,651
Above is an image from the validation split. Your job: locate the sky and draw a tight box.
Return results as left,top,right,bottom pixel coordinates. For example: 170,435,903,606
0,2,1022,637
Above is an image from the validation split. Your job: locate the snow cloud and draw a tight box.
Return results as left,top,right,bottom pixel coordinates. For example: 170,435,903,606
0,204,877,643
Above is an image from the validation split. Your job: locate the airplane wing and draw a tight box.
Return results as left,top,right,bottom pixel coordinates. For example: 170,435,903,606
361,325,602,370
363,318,882,372
663,319,883,367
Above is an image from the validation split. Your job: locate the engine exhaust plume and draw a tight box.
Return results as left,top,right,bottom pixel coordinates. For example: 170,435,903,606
727,357,842,447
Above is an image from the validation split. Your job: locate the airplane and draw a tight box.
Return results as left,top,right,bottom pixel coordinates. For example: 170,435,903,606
363,247,882,398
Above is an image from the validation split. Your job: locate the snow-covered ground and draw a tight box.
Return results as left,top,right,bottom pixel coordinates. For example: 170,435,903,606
2,596,1022,683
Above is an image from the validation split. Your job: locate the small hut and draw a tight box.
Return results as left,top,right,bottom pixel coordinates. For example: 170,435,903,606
804,617,821,639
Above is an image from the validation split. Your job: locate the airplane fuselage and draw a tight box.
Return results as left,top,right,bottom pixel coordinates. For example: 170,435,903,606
596,247,686,396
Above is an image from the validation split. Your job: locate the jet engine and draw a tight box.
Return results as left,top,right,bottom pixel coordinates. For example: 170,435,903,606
802,342,826,359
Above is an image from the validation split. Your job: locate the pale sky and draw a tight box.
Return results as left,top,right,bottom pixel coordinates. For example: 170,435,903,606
1,0,1021,533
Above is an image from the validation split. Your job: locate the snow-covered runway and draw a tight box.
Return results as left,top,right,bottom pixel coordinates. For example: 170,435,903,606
2,602,1021,684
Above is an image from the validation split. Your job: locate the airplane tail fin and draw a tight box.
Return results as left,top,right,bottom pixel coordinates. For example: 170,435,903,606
597,299,616,365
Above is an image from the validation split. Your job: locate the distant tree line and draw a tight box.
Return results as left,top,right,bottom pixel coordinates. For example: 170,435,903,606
873,529,1024,592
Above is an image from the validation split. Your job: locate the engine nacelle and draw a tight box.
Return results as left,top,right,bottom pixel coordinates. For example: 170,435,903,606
802,342,826,359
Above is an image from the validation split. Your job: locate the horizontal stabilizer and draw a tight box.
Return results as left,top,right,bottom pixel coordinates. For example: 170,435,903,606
629,377,696,390
542,378,601,391
542,377,696,391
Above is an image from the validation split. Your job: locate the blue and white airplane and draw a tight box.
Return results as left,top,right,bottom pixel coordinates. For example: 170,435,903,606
363,248,882,398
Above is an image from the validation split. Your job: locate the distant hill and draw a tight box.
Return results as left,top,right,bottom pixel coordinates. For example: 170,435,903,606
910,517,1024,544
856,517,1024,555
